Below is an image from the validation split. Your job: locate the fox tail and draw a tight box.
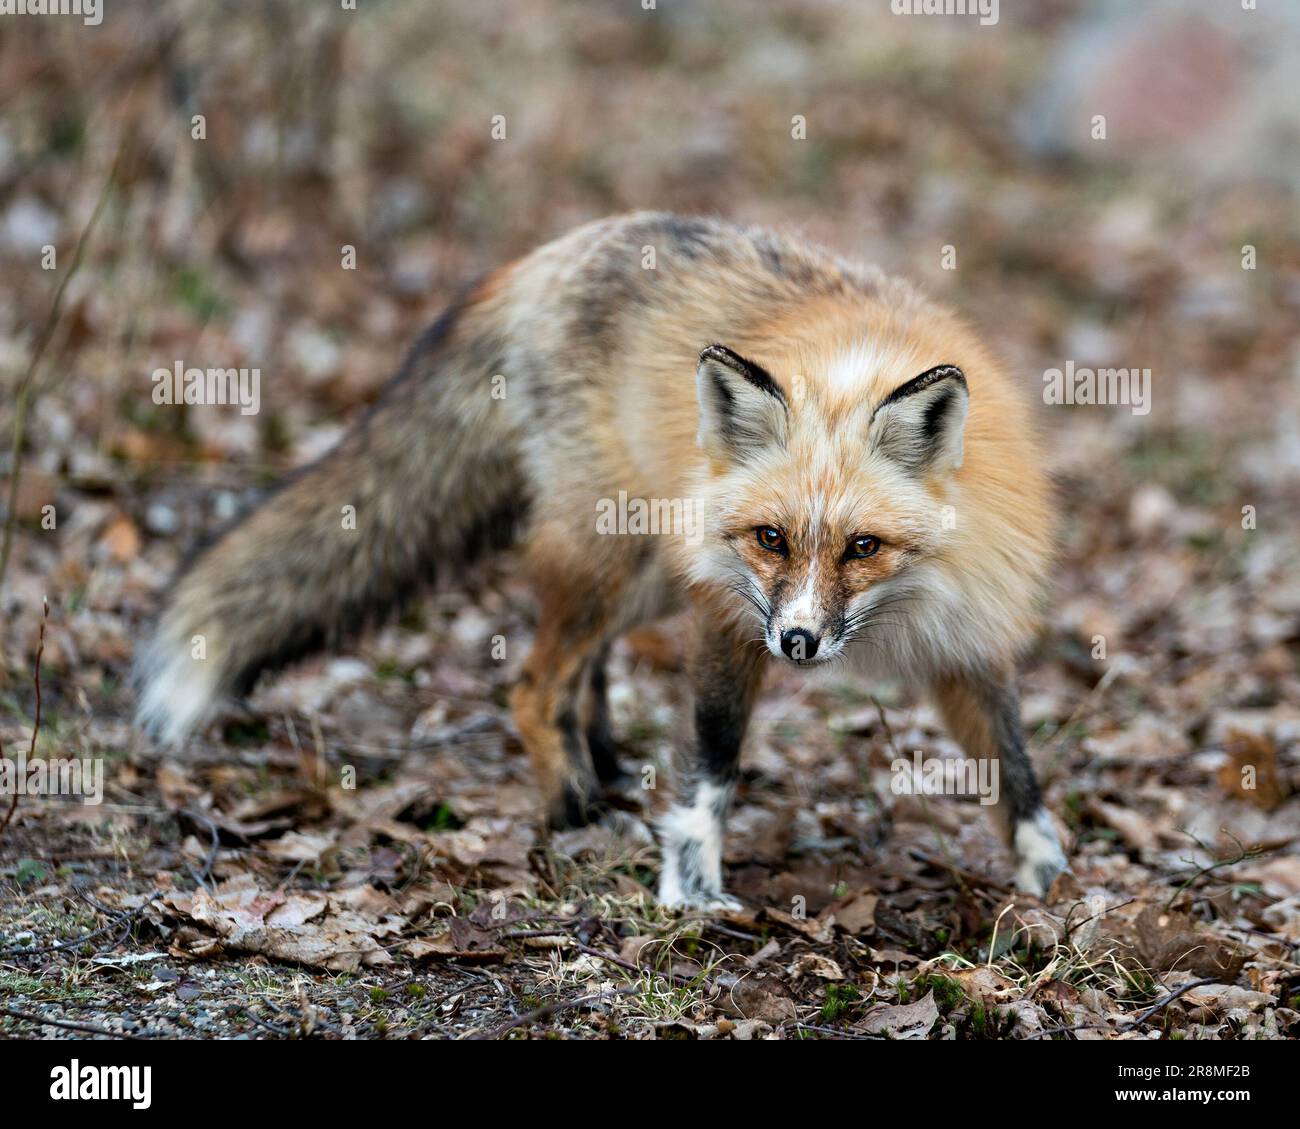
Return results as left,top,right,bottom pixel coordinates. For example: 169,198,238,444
133,290,525,743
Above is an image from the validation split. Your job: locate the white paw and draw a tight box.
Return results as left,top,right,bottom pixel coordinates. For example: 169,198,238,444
658,888,743,914
1013,808,1068,898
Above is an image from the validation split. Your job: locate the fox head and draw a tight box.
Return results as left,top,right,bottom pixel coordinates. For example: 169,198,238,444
688,341,980,671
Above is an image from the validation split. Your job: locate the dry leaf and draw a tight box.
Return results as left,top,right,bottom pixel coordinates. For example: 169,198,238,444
860,991,940,1039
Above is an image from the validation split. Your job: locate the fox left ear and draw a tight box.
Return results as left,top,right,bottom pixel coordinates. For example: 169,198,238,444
868,364,969,475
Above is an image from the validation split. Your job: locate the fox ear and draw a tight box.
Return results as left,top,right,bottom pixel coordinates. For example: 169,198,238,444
696,344,788,460
868,364,969,475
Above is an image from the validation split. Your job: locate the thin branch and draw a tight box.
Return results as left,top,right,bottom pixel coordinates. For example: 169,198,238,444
1163,830,1268,910
0,1006,150,1040
1125,977,1219,1029
0,148,120,591
1029,977,1220,1040
474,984,642,1040
0,595,47,838
0,887,162,959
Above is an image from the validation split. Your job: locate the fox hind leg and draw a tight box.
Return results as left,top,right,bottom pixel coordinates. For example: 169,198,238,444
582,644,626,786
931,670,1067,897
511,577,614,830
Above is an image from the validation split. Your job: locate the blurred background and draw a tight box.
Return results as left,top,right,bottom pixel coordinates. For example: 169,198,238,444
0,0,1298,1038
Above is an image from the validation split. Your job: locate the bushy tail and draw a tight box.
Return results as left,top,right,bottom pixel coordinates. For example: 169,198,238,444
134,292,526,743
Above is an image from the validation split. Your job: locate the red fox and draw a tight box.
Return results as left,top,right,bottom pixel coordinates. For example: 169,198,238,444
135,212,1067,908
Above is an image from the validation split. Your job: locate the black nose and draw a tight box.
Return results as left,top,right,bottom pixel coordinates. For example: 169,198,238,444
780,628,819,661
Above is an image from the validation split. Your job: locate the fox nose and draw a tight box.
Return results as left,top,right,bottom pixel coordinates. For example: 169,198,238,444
780,628,819,661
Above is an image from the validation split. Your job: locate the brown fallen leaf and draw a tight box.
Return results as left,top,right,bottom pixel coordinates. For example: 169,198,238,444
1180,983,1276,1022
761,905,834,942
787,953,844,981
1086,797,1160,852
178,805,288,843
1132,906,1247,979
868,947,923,972
10,469,57,520
826,887,878,935
951,965,1019,1008
156,761,204,811
100,514,142,562
426,817,532,869
744,938,782,968
262,830,337,865
404,915,507,962
719,974,798,1024
859,990,939,1039
1217,729,1289,811
228,789,319,823
163,875,403,972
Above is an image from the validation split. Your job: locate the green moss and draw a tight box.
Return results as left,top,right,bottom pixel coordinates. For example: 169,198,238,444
222,719,270,745
174,267,228,322
819,983,861,1023
422,803,463,832
913,974,963,1013
15,858,49,885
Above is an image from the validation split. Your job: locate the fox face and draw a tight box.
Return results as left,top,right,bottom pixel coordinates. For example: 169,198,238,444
687,344,969,669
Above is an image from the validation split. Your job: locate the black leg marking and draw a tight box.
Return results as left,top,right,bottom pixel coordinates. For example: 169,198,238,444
974,676,1064,896
547,665,603,829
585,649,624,786
658,632,763,909
981,678,1043,829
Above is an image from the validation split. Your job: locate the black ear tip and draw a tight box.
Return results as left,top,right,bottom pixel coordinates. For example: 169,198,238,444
876,364,968,412
697,344,786,406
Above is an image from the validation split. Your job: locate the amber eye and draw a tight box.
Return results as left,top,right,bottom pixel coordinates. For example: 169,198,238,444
756,526,787,554
846,535,881,560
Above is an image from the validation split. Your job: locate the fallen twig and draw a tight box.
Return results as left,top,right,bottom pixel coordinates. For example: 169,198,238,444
0,1006,150,1040
0,596,48,839
1028,977,1221,1040
0,887,162,960
1125,977,1219,1029
474,984,642,1040
0,149,120,592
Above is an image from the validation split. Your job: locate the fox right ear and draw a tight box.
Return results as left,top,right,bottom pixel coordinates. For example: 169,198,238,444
696,344,788,461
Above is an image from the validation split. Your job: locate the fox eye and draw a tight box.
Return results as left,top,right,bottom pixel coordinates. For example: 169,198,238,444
846,535,881,560
756,526,787,554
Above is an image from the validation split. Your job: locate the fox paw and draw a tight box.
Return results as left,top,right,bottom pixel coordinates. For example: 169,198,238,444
1013,809,1068,898
657,865,742,913
658,889,744,914
546,779,607,831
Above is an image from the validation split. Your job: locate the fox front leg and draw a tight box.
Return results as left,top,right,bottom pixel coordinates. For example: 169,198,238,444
931,670,1067,896
657,616,765,911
